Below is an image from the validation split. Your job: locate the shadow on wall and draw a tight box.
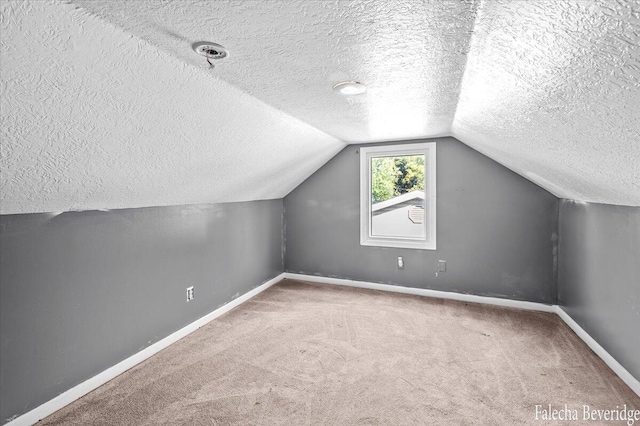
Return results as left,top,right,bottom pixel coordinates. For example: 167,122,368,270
558,200,640,383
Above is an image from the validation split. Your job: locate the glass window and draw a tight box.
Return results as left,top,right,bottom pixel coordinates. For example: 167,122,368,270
360,143,436,250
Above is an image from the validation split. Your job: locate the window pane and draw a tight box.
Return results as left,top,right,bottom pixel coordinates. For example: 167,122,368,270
371,155,426,238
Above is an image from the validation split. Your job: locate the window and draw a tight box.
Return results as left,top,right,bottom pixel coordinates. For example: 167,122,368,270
360,142,436,250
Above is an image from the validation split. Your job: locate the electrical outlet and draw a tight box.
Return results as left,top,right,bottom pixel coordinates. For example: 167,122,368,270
186,286,194,302
438,260,446,272
397,256,404,270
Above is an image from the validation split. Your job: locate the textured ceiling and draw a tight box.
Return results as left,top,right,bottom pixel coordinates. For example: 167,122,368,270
0,1,344,214
1,0,639,214
453,0,640,206
71,0,479,143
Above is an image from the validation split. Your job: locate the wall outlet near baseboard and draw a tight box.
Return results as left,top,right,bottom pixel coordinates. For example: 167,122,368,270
186,286,194,302
397,257,404,270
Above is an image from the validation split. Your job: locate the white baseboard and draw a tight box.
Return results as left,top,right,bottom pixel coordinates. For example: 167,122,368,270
8,272,639,425
283,273,640,398
6,273,285,426
282,272,557,313
556,307,640,397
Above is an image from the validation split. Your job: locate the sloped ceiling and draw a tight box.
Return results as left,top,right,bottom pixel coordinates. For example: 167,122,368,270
1,0,639,215
0,1,345,214
453,0,640,206
69,0,479,143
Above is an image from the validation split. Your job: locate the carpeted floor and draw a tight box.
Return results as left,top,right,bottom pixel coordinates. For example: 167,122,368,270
41,279,639,425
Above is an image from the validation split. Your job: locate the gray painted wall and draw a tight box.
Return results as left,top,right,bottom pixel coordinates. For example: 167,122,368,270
9,138,638,423
0,200,283,424
284,138,559,304
558,200,640,381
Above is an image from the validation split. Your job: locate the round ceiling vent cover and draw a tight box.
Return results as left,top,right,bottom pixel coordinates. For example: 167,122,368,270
192,42,228,60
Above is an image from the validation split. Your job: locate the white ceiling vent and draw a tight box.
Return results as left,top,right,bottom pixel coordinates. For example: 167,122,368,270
192,41,228,66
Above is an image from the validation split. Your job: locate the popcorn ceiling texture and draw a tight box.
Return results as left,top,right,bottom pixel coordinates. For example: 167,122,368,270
1,0,639,214
0,1,344,215
71,0,479,144
453,0,640,205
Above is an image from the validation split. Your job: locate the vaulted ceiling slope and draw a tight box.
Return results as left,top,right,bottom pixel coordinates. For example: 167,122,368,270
71,0,479,144
453,0,640,206
1,0,639,215
0,1,344,215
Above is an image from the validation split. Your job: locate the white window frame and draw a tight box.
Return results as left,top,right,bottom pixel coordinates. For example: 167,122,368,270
360,142,436,250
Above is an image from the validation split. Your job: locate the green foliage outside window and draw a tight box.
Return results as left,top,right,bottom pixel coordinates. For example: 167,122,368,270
371,155,425,203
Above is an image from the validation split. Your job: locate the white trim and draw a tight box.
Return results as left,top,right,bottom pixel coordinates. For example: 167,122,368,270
6,273,286,426
556,307,640,397
283,273,640,398
283,273,555,312
8,272,639,425
360,142,437,251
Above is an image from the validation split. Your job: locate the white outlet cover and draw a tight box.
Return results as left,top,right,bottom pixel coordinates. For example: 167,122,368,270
186,286,194,301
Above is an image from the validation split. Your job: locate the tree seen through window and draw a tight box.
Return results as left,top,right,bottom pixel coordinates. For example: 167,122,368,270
371,155,425,203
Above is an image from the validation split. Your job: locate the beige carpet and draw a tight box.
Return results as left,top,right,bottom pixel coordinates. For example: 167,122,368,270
41,279,639,425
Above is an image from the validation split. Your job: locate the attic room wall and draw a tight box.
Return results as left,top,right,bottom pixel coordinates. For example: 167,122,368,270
284,138,559,303
558,200,640,382
0,200,283,424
